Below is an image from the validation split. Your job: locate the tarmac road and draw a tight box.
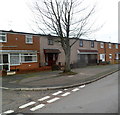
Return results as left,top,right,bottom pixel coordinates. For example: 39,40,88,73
33,71,118,113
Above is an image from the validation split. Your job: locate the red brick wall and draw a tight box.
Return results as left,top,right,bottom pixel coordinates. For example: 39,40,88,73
10,62,39,71
2,33,40,51
1,32,41,71
98,42,119,64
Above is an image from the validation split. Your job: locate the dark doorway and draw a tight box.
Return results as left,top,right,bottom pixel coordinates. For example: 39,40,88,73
45,53,58,66
0,54,9,71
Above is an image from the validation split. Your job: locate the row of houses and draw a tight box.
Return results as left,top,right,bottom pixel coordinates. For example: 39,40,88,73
0,30,120,72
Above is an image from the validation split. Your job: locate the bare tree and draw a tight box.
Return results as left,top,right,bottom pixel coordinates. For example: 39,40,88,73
30,0,99,73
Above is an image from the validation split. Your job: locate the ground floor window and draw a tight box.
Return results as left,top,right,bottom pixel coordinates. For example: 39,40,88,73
100,54,105,61
10,53,20,65
109,54,112,59
21,53,37,63
10,53,37,65
115,54,119,60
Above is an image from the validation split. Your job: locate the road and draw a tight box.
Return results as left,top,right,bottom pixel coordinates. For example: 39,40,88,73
33,71,118,113
1,71,118,114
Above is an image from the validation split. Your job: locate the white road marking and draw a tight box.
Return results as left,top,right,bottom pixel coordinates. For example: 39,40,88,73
64,89,68,91
19,101,36,109
47,97,60,103
52,91,63,96
3,110,14,114
72,88,79,92
30,104,45,111
61,92,70,96
79,85,85,88
38,96,50,101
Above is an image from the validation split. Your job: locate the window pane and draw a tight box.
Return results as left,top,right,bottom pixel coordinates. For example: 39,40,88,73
26,35,33,43
10,54,20,65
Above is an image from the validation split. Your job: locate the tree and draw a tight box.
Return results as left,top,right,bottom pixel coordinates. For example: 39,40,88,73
30,0,98,73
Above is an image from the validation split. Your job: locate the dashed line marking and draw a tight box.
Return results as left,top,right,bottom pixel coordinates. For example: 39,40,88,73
72,88,79,92
47,97,60,103
52,91,63,96
61,92,70,96
30,104,45,111
79,85,85,88
19,101,36,109
38,96,50,101
3,110,14,114
64,89,68,91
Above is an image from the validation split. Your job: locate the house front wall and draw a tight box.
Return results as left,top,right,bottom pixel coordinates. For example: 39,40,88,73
0,31,40,71
40,36,65,66
40,36,98,67
97,42,119,64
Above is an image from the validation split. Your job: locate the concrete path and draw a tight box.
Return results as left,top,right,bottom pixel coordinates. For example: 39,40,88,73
1,64,119,90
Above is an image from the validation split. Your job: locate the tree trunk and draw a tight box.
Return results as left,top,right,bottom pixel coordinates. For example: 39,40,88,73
64,46,71,73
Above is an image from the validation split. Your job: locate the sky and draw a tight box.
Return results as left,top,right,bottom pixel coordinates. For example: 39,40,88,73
0,0,119,43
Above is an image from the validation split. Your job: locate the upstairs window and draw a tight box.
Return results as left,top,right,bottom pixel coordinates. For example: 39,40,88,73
100,42,104,48
0,32,7,42
115,44,118,49
48,38,54,45
91,41,94,48
79,40,83,47
26,35,33,44
108,43,112,49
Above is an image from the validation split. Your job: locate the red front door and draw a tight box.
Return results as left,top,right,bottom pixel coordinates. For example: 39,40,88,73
46,53,58,66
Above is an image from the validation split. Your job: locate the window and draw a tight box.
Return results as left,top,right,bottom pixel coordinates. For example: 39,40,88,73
79,40,83,47
115,44,118,49
116,54,119,59
91,41,94,48
108,43,112,49
100,42,104,48
21,53,37,63
26,35,33,44
109,54,112,59
48,38,54,45
0,32,7,42
10,53,20,65
100,54,105,61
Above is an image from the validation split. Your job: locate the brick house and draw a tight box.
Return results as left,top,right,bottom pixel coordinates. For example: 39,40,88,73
0,30,40,72
97,41,120,64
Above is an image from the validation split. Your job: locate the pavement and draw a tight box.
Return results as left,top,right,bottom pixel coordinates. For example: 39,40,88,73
1,64,120,91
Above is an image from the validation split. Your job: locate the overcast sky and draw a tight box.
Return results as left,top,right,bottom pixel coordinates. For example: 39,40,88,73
0,0,119,43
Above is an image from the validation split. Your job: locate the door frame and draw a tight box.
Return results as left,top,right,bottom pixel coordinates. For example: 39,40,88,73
0,53,10,71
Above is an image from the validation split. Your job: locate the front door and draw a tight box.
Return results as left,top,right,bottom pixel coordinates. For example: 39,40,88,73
0,54,10,71
45,53,58,66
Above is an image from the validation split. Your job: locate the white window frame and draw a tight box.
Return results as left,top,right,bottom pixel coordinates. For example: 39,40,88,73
116,54,119,60
108,43,112,49
10,53,20,66
21,53,37,63
109,54,112,59
0,32,7,42
100,43,104,48
115,44,118,49
25,35,33,44
100,54,105,61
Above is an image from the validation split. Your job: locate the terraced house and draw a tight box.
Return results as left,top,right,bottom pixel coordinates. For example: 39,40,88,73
97,41,120,64
0,30,119,74
0,30,40,72
39,36,98,68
